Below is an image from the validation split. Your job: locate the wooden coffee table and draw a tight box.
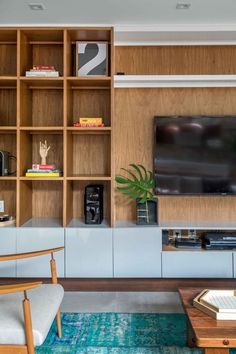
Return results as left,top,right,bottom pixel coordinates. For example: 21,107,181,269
179,288,236,354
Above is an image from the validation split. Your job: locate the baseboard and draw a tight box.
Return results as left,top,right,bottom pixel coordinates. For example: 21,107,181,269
0,278,235,291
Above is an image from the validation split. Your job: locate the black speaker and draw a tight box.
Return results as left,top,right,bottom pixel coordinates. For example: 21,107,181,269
0,151,9,176
84,184,103,224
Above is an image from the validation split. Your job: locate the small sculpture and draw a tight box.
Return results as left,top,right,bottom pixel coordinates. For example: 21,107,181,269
39,140,51,165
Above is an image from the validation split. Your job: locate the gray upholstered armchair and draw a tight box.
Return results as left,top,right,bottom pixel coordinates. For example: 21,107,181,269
0,246,64,354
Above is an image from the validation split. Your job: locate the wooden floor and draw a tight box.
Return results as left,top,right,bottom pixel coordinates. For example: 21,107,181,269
0,278,236,291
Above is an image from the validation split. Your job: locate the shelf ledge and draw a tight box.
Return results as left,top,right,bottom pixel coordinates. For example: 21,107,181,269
114,75,236,88
67,218,110,228
20,217,62,228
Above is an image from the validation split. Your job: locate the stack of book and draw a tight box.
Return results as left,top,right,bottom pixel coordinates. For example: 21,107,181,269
193,289,236,320
73,117,105,128
25,65,59,77
25,164,62,177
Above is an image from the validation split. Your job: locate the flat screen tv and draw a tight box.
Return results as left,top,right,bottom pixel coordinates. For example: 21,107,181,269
154,116,236,195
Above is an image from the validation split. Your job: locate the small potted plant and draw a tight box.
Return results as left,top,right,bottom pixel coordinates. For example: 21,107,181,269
115,163,158,225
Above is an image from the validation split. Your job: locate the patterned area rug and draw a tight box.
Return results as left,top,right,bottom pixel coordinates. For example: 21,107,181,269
36,312,236,353
36,313,204,353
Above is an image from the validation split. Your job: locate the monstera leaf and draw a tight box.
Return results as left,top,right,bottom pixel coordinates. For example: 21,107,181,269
115,164,155,203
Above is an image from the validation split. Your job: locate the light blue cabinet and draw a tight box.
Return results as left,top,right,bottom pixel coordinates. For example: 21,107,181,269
114,227,162,277
162,251,233,278
65,228,113,277
0,229,17,277
233,253,236,278
16,228,64,277
1,225,235,279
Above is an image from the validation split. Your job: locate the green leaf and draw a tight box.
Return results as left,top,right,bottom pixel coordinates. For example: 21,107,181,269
115,163,155,203
129,164,143,181
115,175,129,184
138,164,148,182
121,168,138,181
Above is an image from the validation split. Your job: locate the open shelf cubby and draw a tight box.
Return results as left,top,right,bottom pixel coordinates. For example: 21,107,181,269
0,180,16,220
0,80,17,126
66,130,111,178
0,30,17,77
19,130,63,177
66,180,111,227
19,179,63,227
20,79,64,127
65,28,112,77
66,79,111,127
19,29,64,77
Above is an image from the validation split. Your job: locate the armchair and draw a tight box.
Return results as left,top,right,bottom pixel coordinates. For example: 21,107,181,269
0,246,64,354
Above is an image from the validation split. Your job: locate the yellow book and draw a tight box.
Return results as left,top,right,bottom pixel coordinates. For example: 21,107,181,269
25,173,61,177
79,117,103,124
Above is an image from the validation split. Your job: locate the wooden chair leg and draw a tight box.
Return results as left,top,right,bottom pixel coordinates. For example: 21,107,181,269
23,291,35,354
56,309,62,338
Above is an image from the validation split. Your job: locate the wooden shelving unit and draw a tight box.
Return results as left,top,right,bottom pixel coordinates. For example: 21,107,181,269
0,27,114,227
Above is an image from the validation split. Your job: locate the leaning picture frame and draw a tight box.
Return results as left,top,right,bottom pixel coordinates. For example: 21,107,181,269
76,41,108,77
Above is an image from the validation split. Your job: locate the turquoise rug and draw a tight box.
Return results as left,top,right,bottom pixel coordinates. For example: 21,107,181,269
35,313,234,353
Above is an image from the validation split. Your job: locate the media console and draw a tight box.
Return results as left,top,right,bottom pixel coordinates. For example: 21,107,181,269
1,221,236,279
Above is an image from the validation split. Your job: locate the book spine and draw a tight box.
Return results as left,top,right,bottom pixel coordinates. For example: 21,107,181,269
33,65,55,70
27,170,57,173
79,117,103,124
25,71,59,77
73,123,105,127
26,173,61,177
32,164,56,170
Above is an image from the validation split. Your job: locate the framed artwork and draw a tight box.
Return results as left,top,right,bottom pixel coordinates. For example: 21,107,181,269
76,42,108,77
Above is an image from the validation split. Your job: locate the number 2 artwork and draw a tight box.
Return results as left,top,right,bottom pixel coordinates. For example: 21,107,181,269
76,42,108,76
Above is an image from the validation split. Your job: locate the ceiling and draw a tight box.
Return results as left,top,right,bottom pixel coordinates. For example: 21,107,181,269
0,0,236,29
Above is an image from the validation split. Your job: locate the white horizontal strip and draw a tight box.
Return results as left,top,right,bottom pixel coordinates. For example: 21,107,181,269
115,24,236,32
115,41,236,46
114,29,236,46
114,75,236,88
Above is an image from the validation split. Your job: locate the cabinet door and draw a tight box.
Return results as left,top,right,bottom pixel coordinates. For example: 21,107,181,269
17,228,64,277
232,253,236,278
65,228,113,277
162,251,233,278
0,229,16,277
114,228,162,278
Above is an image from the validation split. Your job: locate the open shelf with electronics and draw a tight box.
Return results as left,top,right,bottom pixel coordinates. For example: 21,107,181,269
0,27,114,227
160,221,236,252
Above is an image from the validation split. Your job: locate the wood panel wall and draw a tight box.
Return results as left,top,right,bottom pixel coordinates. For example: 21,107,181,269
114,88,236,222
115,46,236,75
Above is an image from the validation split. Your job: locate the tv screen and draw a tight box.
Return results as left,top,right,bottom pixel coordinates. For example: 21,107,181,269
154,116,236,195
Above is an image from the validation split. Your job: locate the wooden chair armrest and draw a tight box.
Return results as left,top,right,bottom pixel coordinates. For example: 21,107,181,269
0,246,64,262
0,281,42,295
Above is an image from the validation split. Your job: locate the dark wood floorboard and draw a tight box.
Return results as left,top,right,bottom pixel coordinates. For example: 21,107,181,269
0,278,235,291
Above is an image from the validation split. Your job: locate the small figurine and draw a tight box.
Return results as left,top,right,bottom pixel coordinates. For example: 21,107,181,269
39,140,51,165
